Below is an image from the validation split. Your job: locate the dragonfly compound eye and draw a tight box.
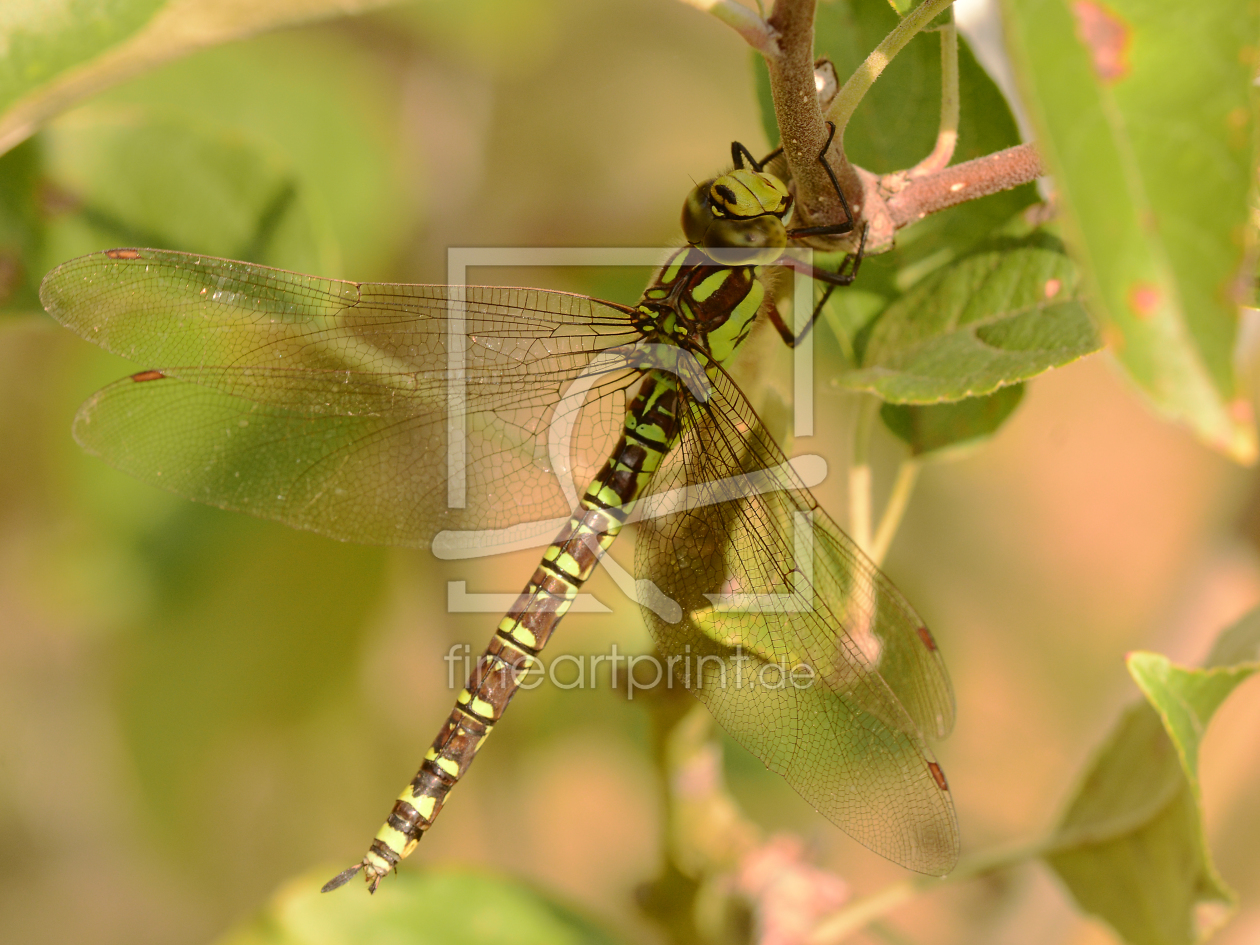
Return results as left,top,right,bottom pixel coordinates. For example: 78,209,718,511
696,215,788,266
681,178,718,245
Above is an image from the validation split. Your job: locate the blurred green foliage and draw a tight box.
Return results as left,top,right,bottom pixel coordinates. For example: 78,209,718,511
1,1,1258,945
0,139,43,311
0,0,164,118
220,866,629,945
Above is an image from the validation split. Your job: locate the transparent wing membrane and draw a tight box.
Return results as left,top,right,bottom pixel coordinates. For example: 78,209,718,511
43,249,643,544
636,369,958,874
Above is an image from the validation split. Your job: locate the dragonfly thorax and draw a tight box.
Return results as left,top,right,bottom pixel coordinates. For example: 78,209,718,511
682,168,793,266
636,251,765,364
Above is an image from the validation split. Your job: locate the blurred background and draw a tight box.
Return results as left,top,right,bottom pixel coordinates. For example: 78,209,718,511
0,0,1258,943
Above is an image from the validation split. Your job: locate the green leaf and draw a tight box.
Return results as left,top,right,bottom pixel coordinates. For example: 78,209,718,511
0,0,397,157
1044,607,1260,945
1127,652,1257,802
998,0,1258,463
880,383,1024,456
837,225,1099,402
40,106,334,273
1046,704,1233,945
216,866,630,945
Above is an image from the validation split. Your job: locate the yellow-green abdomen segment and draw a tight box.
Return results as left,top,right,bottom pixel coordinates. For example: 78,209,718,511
325,371,681,893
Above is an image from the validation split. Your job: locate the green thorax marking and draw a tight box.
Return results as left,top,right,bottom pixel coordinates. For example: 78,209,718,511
635,248,765,365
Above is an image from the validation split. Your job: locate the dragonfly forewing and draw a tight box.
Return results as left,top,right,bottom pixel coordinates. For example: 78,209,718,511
44,249,647,545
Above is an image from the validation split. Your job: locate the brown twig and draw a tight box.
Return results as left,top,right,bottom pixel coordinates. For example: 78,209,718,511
763,0,858,242
884,142,1045,227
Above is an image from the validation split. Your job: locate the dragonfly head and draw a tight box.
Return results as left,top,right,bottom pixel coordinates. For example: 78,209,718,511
682,168,793,266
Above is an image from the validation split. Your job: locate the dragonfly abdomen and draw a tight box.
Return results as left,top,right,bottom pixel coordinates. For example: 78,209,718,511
325,371,682,893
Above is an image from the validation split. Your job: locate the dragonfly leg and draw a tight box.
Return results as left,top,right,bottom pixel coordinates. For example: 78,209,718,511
784,121,856,241
731,138,784,173
768,223,869,349
757,118,868,348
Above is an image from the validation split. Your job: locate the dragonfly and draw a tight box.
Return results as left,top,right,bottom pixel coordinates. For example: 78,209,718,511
40,126,959,892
